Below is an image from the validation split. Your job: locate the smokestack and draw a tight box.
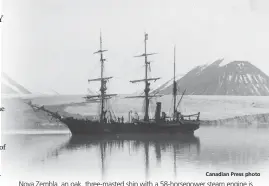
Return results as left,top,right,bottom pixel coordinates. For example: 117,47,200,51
155,102,161,121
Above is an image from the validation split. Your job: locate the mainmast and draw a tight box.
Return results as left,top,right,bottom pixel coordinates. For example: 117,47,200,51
173,46,177,117
127,33,162,121
87,33,117,122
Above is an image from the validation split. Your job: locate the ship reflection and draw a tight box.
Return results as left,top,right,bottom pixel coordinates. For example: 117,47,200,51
47,134,200,180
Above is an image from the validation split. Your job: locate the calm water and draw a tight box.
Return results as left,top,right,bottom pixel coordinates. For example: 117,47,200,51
2,127,269,185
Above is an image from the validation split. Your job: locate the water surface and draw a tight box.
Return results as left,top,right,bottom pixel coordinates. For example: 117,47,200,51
2,127,269,184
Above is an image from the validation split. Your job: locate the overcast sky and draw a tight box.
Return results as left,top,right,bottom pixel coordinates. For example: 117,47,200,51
2,0,269,94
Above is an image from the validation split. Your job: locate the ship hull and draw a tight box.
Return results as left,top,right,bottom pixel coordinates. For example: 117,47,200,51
60,118,200,136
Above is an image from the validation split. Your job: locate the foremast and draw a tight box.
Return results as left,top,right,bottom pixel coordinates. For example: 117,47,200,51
86,33,117,122
127,33,162,121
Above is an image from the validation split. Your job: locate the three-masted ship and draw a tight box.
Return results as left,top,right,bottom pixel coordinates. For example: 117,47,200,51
27,33,200,135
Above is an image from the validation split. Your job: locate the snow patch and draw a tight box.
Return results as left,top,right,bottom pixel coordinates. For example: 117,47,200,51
239,75,243,83
264,85,269,92
228,74,232,81
218,59,232,67
235,75,238,82
199,64,208,71
238,62,245,68
246,74,253,83
253,75,259,83
252,84,261,95
257,74,265,83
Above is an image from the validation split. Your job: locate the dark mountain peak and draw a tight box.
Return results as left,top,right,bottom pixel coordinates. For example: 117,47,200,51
155,59,269,96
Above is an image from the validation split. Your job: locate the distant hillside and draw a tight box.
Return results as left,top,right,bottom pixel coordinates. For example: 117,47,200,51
1,72,31,94
154,59,269,96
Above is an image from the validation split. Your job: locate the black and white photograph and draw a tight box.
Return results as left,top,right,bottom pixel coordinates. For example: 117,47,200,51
1,0,269,185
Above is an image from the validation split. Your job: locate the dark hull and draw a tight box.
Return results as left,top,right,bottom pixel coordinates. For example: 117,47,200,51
60,118,200,136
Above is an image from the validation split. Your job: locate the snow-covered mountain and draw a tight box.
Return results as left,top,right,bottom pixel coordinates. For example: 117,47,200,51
1,73,64,98
1,72,31,95
154,59,269,96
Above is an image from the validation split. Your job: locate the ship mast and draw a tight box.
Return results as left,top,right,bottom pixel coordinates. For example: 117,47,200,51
173,46,177,117
127,33,162,121
86,33,117,122
144,33,150,121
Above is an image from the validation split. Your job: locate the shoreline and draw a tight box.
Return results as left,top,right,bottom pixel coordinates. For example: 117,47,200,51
201,113,269,127
45,102,269,128
2,95,269,130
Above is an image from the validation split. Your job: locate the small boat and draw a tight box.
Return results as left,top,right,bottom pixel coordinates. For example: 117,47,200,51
27,33,200,135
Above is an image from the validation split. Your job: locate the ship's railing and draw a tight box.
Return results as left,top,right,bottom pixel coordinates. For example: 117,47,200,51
165,112,200,121
182,112,200,121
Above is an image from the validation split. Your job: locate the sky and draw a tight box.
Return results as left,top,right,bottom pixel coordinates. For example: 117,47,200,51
2,0,269,94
